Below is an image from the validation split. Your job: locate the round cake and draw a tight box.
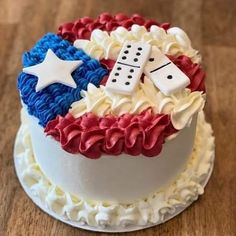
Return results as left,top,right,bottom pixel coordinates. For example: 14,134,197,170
15,13,215,231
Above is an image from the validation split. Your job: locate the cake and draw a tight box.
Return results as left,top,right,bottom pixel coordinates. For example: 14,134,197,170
15,13,215,231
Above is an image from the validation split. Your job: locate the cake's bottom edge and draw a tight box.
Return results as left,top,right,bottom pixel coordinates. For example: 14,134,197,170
14,111,215,232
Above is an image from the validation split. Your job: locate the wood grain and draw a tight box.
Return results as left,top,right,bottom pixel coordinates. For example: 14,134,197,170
0,0,235,235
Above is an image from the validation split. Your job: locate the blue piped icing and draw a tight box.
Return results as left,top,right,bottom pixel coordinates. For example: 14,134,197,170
18,33,108,127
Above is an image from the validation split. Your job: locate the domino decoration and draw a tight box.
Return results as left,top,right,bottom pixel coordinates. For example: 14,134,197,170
144,47,190,95
106,42,151,95
106,43,190,95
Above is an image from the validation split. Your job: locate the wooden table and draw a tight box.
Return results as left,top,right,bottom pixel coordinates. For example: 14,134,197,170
0,0,235,235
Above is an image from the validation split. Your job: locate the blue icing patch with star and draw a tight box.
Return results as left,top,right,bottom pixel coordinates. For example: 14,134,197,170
18,33,108,127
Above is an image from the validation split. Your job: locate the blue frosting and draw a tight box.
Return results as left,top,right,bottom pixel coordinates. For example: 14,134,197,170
18,33,108,127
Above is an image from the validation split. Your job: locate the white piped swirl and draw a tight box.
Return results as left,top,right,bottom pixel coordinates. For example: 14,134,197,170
70,79,205,130
74,25,201,63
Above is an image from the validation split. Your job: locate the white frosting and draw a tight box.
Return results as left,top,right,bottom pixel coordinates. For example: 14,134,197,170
16,111,214,227
70,79,205,130
74,25,201,63
158,90,205,129
70,78,157,118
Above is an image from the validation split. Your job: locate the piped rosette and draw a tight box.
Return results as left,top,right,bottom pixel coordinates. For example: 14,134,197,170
45,108,176,159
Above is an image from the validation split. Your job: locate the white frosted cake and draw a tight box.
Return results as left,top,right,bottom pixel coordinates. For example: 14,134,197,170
15,13,214,231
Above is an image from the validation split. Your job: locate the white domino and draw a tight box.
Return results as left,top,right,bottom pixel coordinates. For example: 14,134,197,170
106,41,151,95
144,47,190,95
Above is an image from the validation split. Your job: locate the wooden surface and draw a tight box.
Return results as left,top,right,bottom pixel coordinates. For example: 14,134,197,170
0,0,235,235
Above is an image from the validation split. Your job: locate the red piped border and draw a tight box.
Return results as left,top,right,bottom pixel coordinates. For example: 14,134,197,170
45,109,177,159
58,13,170,42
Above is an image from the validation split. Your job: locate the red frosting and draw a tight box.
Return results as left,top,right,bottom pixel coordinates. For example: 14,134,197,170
100,58,116,71
45,109,177,159
100,55,206,92
58,13,170,42
168,55,206,92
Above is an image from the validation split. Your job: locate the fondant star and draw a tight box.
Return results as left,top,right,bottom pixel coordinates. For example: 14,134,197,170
23,49,83,92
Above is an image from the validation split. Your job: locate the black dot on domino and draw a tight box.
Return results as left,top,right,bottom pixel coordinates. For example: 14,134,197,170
127,45,131,48
136,52,141,56
122,56,127,60
134,58,138,62
125,81,130,85
149,58,154,62
138,47,142,51
130,69,134,73
128,75,132,79
117,67,122,70
124,50,129,54
115,73,119,76
112,79,116,82
167,75,173,79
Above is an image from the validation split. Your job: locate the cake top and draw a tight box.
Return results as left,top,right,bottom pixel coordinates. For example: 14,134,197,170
18,13,206,159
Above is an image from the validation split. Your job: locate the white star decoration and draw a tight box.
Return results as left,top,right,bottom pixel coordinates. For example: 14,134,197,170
23,49,83,92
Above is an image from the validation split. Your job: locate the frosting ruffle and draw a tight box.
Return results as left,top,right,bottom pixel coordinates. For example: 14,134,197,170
73,25,201,63
70,79,157,118
58,13,170,42
16,110,215,227
45,109,177,159
158,90,205,130
69,78,205,132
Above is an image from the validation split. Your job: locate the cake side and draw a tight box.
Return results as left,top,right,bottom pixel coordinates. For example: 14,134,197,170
25,109,197,203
